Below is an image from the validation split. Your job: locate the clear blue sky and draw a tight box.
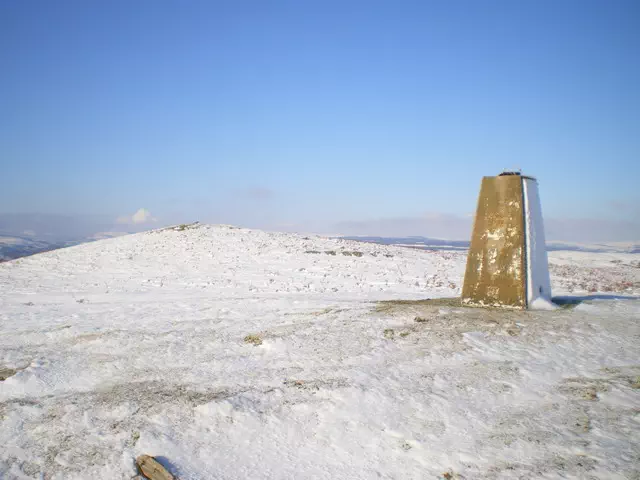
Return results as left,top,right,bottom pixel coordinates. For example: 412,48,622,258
1,0,639,239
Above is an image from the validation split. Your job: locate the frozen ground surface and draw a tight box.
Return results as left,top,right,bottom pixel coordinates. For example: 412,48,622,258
1,224,639,479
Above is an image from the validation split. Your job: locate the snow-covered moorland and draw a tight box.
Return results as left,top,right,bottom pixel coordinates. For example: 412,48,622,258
1,224,639,479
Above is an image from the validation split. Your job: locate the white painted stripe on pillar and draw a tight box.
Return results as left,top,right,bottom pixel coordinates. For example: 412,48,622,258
523,178,552,305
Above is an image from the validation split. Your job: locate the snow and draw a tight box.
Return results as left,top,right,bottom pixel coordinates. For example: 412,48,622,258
529,297,558,310
523,178,552,306
88,232,130,241
1,224,639,479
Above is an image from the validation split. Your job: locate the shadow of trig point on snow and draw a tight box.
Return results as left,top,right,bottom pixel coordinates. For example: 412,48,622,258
461,171,552,309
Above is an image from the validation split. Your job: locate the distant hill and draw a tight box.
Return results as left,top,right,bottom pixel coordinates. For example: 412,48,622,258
343,236,639,254
546,241,640,254
0,234,122,261
0,235,60,261
342,236,470,251
0,213,136,261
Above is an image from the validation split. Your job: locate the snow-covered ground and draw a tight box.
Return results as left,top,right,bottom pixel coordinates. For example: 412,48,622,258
1,224,638,479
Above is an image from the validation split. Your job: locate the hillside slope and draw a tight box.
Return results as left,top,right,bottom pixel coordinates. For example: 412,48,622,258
1,224,638,479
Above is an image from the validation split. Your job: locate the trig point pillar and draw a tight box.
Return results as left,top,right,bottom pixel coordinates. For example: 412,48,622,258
462,172,552,308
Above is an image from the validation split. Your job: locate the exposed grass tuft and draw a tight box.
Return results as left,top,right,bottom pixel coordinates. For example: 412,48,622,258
155,222,201,233
243,334,263,346
341,250,364,257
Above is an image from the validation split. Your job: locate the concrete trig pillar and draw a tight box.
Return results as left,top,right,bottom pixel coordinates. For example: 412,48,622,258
462,172,552,308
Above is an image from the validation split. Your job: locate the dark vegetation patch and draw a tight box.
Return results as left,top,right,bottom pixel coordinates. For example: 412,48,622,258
372,297,548,346
155,222,201,233
378,295,638,314
283,377,349,391
243,334,263,346
173,222,200,232
550,264,639,293
305,249,365,257
375,297,464,314
0,367,19,381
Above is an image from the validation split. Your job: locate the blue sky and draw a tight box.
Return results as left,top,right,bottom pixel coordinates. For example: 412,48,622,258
1,0,639,240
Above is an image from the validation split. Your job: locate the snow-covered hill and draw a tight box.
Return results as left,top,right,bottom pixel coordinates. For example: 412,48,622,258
1,224,638,479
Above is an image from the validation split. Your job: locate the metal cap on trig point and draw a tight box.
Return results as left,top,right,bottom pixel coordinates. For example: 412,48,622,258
462,172,551,308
